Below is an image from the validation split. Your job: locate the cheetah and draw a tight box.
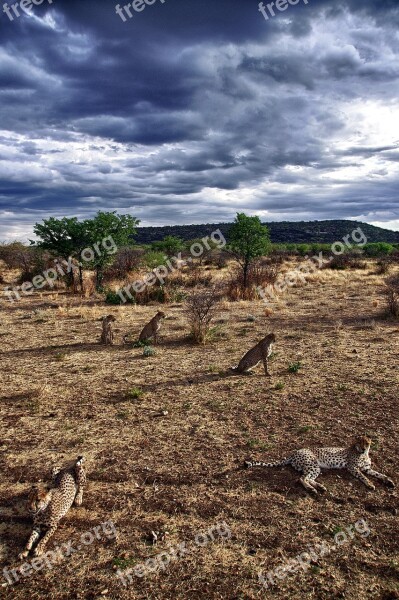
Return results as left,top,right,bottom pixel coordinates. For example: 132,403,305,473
19,456,86,559
124,311,166,345
230,333,275,377
245,436,395,494
100,315,116,345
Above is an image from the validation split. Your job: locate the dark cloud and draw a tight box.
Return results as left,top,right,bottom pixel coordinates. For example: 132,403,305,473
0,0,398,239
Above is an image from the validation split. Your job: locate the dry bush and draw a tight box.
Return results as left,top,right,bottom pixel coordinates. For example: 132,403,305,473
325,252,367,270
203,249,229,269
183,265,214,288
103,247,144,282
226,259,279,301
375,252,399,275
375,259,391,275
0,242,34,269
185,288,219,343
385,274,399,318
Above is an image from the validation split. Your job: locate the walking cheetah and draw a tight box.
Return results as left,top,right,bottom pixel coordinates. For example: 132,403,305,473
19,456,86,559
245,436,395,494
230,333,275,377
124,311,166,345
100,315,116,345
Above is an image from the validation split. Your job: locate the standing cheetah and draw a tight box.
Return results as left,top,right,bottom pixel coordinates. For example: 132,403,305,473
19,456,86,559
230,333,275,377
245,436,395,494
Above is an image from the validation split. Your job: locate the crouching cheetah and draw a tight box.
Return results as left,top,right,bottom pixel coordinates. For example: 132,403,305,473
245,436,395,494
230,333,275,377
19,456,86,559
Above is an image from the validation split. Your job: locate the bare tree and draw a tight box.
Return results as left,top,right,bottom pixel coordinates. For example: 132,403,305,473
385,274,399,318
185,288,219,344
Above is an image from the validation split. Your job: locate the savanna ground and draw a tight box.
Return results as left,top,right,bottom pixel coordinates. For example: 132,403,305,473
0,260,398,600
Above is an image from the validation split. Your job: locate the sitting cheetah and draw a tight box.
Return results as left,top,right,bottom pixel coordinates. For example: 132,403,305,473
19,456,86,559
245,436,395,494
100,315,116,345
230,333,275,377
124,311,166,345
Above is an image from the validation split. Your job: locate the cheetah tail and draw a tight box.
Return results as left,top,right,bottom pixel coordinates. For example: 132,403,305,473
245,458,290,469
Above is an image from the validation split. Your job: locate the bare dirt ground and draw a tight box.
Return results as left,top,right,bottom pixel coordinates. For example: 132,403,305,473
1,263,398,600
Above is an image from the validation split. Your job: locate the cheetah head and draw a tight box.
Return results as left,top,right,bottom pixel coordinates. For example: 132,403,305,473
353,435,372,454
75,456,85,468
27,485,52,514
101,315,116,323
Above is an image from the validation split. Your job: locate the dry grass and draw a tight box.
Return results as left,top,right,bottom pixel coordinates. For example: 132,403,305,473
1,262,399,600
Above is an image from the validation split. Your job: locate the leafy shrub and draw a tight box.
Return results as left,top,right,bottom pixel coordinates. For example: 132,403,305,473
364,243,394,257
143,251,168,270
288,361,302,373
128,387,143,400
143,346,155,357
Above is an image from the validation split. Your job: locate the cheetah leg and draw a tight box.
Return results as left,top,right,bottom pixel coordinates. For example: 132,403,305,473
362,468,395,488
300,467,326,494
260,348,270,377
74,458,86,506
19,527,41,559
299,475,319,494
33,526,58,556
74,486,84,506
348,466,375,490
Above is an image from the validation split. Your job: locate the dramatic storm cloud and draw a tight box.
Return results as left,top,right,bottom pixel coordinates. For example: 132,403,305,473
0,0,398,239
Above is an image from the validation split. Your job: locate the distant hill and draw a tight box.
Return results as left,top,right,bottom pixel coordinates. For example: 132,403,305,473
135,220,399,245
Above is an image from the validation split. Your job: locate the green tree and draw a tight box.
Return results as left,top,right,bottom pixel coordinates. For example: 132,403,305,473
228,213,271,288
152,235,185,257
32,217,90,290
85,211,139,290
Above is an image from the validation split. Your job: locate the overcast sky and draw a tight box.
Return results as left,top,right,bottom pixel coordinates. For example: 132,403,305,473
0,0,398,240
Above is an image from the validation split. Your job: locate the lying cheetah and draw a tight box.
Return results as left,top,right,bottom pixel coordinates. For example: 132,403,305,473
124,311,166,345
245,436,394,494
100,315,116,345
230,333,275,377
19,456,86,559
